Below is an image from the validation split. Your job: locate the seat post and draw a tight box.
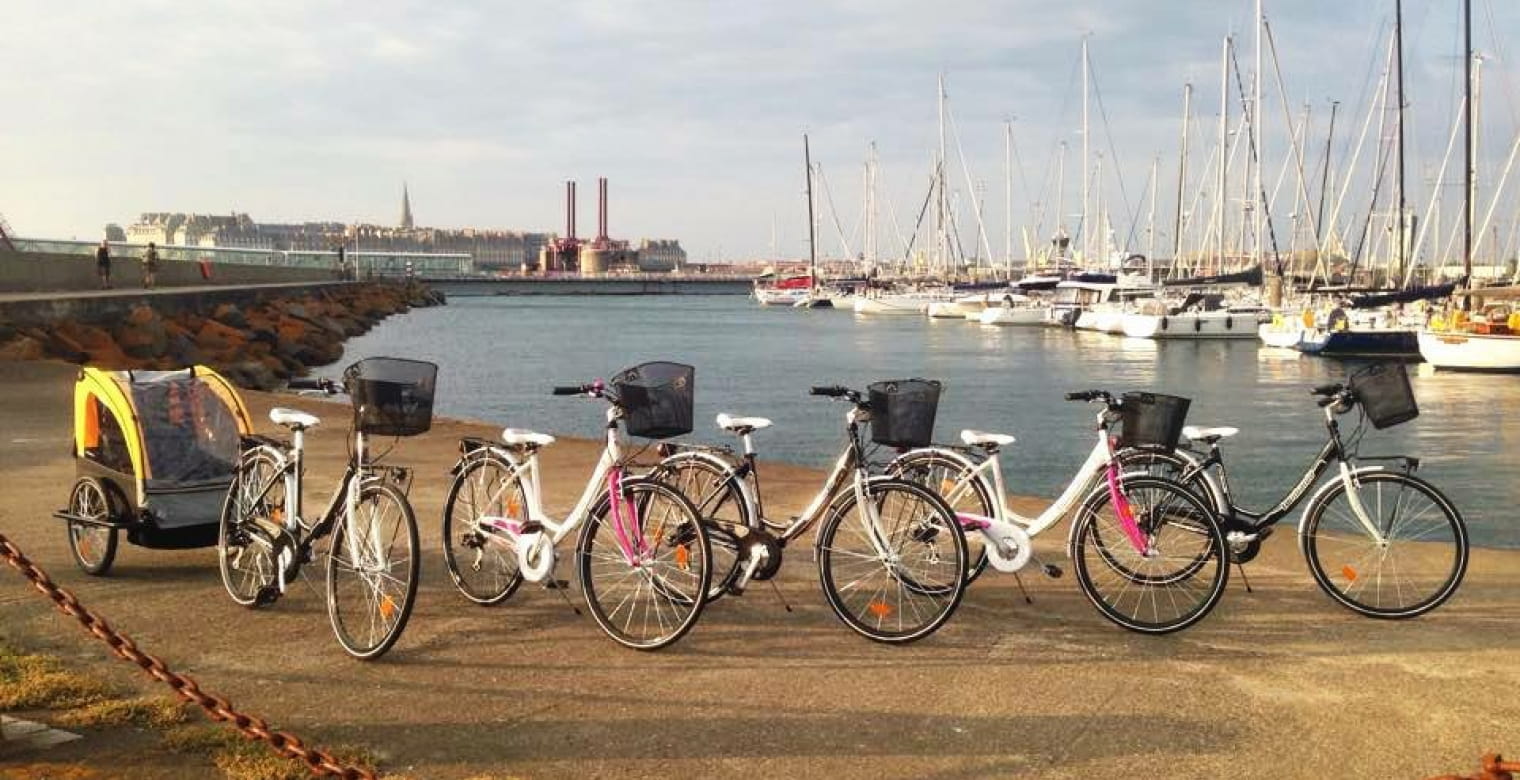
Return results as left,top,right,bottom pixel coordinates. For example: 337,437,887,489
741,432,755,457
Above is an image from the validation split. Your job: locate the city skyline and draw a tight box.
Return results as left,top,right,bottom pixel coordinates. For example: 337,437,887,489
4,1,1518,263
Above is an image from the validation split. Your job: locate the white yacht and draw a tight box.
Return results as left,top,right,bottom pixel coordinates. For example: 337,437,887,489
978,293,1048,326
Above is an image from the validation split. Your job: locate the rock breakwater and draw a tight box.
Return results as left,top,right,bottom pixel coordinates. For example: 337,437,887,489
0,281,444,388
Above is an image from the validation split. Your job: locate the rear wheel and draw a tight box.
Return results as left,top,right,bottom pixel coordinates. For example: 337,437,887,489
326,482,420,660
890,450,993,583
657,455,751,601
66,478,118,576
218,449,285,606
1302,471,1467,618
1072,476,1227,634
441,454,525,606
577,477,711,650
817,479,967,643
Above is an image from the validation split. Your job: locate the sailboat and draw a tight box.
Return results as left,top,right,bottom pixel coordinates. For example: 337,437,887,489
795,134,834,309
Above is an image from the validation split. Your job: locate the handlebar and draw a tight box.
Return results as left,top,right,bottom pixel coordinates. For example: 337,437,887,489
552,384,590,396
809,385,849,397
1316,395,1337,408
288,377,339,394
1064,389,1115,406
1310,382,1344,397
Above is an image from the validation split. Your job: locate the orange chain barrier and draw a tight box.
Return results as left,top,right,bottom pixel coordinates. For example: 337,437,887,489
1428,753,1519,780
0,532,377,780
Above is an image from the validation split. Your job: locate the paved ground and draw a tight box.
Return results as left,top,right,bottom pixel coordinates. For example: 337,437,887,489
1,359,1516,779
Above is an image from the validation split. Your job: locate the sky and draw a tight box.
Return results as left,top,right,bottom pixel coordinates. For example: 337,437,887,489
3,0,1518,263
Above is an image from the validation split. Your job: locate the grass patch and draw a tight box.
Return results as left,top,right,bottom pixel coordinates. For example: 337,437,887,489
162,724,379,780
53,696,189,729
0,641,114,711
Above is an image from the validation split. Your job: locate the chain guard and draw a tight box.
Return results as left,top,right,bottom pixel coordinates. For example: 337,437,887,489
517,532,555,583
983,523,1035,573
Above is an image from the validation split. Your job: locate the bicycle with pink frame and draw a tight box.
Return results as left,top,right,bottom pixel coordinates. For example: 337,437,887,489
888,389,1230,634
438,373,713,651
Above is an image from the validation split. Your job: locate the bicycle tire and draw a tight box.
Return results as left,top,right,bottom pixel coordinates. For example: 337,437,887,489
1071,475,1228,634
218,447,285,607
1301,471,1468,619
66,478,118,576
441,453,526,606
576,477,712,651
656,454,753,601
889,449,993,583
326,481,420,660
816,478,968,644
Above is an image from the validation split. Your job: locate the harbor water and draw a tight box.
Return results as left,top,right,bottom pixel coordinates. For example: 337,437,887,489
321,295,1520,548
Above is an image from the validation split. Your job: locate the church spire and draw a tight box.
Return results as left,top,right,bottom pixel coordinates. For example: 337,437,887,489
400,182,414,229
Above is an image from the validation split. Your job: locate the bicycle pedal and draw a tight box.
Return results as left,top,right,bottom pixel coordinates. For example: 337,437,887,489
252,585,281,607
542,579,572,590
1041,564,1063,579
725,582,747,597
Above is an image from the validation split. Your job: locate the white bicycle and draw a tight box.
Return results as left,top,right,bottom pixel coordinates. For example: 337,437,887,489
887,389,1230,634
439,363,713,651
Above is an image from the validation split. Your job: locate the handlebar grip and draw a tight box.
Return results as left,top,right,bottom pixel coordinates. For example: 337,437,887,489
1316,396,1336,408
288,378,324,391
1065,390,1099,402
1310,383,1343,396
809,385,847,397
551,385,585,396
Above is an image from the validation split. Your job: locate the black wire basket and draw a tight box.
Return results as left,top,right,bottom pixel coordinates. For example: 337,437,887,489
611,361,694,440
344,357,438,437
868,379,942,448
1119,392,1192,452
1350,362,1419,430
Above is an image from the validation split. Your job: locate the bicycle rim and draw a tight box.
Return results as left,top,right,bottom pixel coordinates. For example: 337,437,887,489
893,452,992,583
442,456,525,605
1303,472,1467,618
817,480,967,643
326,483,420,660
219,455,283,606
1073,477,1227,634
660,457,750,600
577,480,711,650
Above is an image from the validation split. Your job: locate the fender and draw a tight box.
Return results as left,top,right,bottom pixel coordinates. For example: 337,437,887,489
652,449,757,518
1295,465,1390,536
885,446,982,485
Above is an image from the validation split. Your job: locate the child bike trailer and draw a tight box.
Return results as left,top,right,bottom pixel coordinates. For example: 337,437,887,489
54,366,253,575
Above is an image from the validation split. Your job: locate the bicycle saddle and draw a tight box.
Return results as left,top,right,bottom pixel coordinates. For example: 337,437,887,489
501,429,556,448
1182,426,1238,444
960,430,1016,448
716,414,772,434
269,408,321,431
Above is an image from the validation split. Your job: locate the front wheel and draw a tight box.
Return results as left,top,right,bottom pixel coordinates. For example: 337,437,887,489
577,477,712,651
218,448,285,606
1302,471,1468,619
889,450,993,584
66,478,118,576
326,482,420,660
1072,476,1227,634
816,479,968,644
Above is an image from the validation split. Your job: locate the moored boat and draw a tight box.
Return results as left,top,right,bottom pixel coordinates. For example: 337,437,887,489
1418,291,1520,371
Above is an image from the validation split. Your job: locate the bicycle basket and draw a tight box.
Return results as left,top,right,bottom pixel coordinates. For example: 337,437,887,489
1349,362,1418,429
343,357,438,437
1119,392,1191,452
867,378,941,448
611,361,694,439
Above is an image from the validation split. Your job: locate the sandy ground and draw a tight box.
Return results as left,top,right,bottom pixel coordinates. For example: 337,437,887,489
1,359,1516,779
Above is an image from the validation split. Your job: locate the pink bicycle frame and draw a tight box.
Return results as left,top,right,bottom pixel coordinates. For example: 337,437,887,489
606,467,648,565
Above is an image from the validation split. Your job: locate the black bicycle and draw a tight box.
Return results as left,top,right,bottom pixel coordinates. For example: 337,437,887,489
1127,362,1468,619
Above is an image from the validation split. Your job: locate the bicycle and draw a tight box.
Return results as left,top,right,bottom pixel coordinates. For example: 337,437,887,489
438,361,713,651
1125,362,1468,619
217,357,430,660
652,380,969,644
886,389,1230,634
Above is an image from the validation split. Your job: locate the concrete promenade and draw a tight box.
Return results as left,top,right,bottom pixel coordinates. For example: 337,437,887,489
0,359,1516,778
0,282,353,327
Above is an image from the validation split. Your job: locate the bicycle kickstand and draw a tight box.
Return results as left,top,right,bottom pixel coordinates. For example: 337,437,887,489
544,578,582,615
1236,563,1254,594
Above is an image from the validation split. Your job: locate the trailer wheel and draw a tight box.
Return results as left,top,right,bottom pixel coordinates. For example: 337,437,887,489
66,478,119,576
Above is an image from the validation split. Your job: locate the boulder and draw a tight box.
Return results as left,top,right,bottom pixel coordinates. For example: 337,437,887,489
0,335,46,361
211,302,249,329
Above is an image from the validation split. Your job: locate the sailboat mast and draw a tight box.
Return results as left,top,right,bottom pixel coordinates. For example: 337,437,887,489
1056,141,1068,268
1173,83,1193,272
804,134,817,288
1463,0,1474,296
1218,35,1230,275
1081,38,1091,267
1147,155,1159,279
1005,120,1013,278
938,74,949,276
1254,0,1264,273
1395,0,1408,285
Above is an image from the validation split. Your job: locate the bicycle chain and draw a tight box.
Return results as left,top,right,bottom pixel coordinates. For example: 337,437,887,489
0,531,376,780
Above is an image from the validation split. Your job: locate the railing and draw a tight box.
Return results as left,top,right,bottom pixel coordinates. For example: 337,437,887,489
12,237,472,277
0,212,15,252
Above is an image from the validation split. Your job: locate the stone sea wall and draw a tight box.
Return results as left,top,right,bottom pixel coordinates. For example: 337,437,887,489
0,282,445,389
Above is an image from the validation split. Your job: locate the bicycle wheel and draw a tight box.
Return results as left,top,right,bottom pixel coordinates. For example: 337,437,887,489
576,477,712,650
66,478,118,576
892,450,993,583
326,481,420,660
658,455,752,601
1072,476,1227,634
441,453,525,606
1302,471,1468,619
816,479,967,644
218,448,285,607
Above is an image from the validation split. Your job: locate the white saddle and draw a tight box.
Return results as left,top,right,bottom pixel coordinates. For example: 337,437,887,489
961,429,1016,448
1182,425,1239,442
269,407,321,430
501,428,556,448
716,413,772,433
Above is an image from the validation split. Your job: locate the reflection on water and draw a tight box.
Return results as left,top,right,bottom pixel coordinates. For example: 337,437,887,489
323,296,1520,548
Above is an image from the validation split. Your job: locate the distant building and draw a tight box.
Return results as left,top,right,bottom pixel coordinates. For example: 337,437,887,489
637,239,686,272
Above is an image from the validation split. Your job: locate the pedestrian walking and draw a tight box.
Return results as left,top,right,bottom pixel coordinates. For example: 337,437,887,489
95,239,112,289
141,242,160,289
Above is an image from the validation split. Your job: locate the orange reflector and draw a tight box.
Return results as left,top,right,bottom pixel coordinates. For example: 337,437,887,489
868,601,892,618
1342,565,1358,583
675,545,690,571
505,498,521,516
271,507,284,524
379,595,397,620
940,479,956,495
